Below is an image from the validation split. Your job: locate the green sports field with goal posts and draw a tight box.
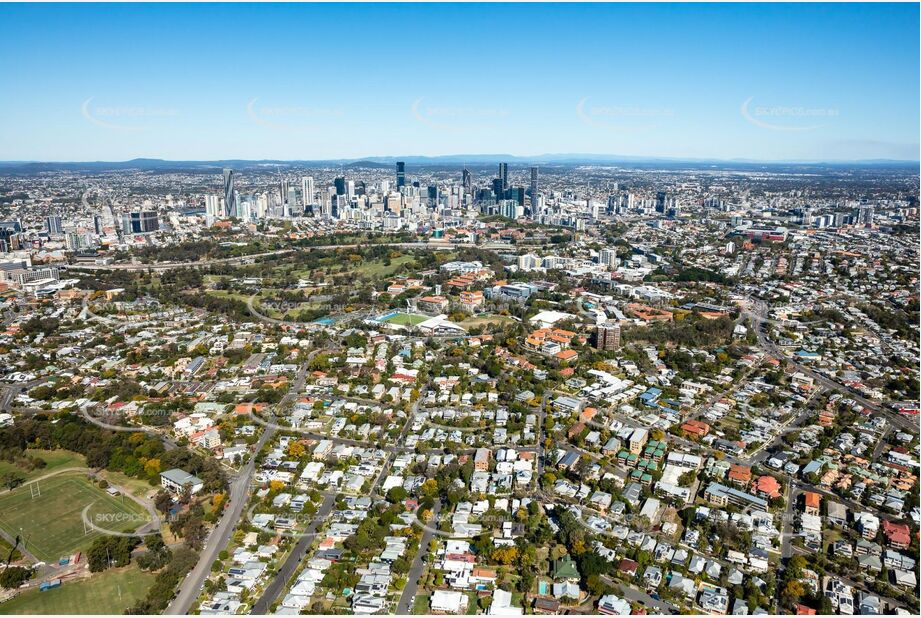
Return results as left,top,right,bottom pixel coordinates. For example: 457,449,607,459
0,473,151,563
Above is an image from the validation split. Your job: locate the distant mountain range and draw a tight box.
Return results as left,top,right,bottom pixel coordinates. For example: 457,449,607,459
0,155,917,175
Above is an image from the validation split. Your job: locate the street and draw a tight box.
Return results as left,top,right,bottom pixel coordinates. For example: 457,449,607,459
249,493,336,614
395,499,442,614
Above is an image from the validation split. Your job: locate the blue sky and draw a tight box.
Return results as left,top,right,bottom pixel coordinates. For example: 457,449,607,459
0,2,918,162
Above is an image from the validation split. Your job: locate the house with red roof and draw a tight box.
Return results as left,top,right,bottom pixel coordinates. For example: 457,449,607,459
882,519,911,550
752,475,781,500
680,419,710,438
728,464,752,486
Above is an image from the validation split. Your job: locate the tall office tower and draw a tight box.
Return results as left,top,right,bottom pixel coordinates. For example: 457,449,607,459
347,180,355,200
317,190,331,217
462,167,472,193
223,168,237,218
334,177,346,196
595,323,622,351
301,176,315,207
498,162,508,192
396,161,406,188
280,179,289,204
507,186,524,206
529,166,538,201
93,214,103,235
492,178,504,200
45,215,63,235
427,186,438,205
655,191,667,213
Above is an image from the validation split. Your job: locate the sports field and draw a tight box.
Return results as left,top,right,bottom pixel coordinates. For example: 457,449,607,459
0,564,155,615
379,311,429,326
0,449,86,484
0,473,151,563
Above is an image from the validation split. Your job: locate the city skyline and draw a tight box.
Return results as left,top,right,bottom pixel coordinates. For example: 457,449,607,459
0,2,918,162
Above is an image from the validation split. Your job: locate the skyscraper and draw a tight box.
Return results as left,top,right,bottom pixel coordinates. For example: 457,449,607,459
223,168,237,218
857,205,874,226
280,179,289,204
492,178,504,200
655,191,667,213
205,195,221,220
498,162,508,192
529,166,539,214
334,177,346,196
301,176,315,207
396,161,406,188
462,167,472,193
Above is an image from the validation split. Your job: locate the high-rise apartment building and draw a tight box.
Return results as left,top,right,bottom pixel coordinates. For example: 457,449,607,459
595,323,622,351
529,166,538,201
121,211,160,234
301,176,315,207
45,215,63,235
